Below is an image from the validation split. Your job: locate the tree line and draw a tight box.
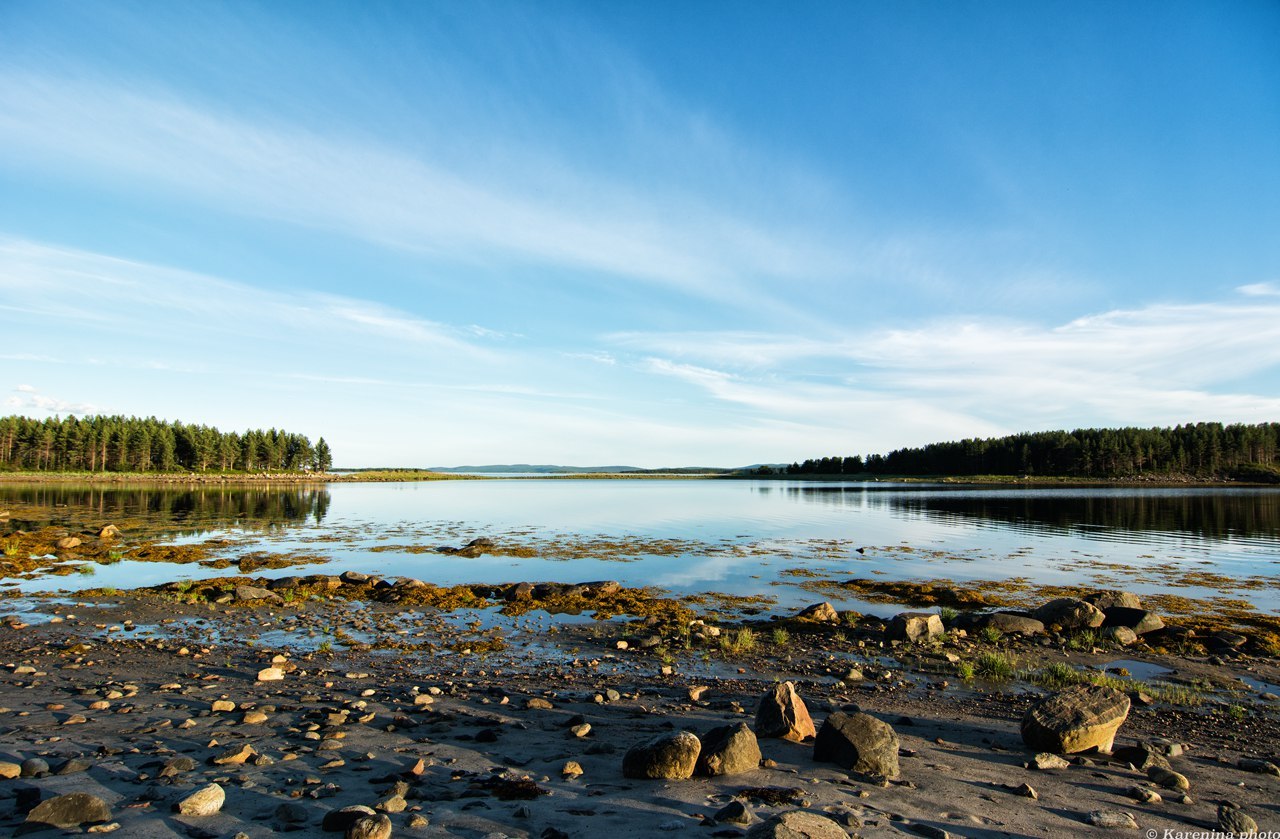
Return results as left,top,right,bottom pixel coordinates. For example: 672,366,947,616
0,415,333,473
782,422,1280,480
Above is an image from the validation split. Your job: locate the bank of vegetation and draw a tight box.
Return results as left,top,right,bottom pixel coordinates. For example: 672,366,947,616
0,414,332,474
778,422,1280,482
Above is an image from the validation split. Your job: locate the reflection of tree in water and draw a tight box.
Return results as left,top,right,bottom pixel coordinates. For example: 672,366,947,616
787,486,1280,541
1,485,329,535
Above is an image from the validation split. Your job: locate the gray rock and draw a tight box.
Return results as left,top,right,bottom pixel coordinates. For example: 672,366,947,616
234,585,283,603
1237,757,1280,777
887,612,944,643
347,814,392,839
754,681,816,742
714,799,755,826
323,805,377,832
1029,752,1069,770
745,810,850,838
1021,685,1130,753
1086,810,1139,829
1112,744,1170,772
622,730,701,780
25,792,112,829
276,801,310,823
174,783,225,816
1100,626,1139,646
1032,598,1105,630
697,722,761,777
1147,765,1189,791
20,757,50,777
978,612,1046,635
340,571,369,584
813,711,900,779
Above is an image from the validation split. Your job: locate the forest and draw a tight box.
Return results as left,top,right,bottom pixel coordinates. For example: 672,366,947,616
783,422,1280,481
0,415,332,473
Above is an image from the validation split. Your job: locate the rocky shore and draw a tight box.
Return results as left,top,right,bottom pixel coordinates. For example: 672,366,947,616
1,572,1277,838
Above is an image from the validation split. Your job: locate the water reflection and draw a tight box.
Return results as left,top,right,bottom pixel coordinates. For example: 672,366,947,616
784,484,1280,542
0,484,329,535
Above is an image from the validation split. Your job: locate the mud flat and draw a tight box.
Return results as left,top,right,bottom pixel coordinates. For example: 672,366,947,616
0,571,1277,838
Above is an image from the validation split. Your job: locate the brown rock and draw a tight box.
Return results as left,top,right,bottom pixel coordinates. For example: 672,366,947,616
1032,598,1105,630
887,612,945,643
795,602,839,622
696,722,762,776
346,814,392,839
754,681,816,742
174,783,225,816
25,792,111,829
622,730,701,779
813,711,900,779
745,810,849,838
1021,685,1130,753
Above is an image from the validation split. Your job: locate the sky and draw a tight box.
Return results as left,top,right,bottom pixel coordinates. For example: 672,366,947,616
2,0,1279,468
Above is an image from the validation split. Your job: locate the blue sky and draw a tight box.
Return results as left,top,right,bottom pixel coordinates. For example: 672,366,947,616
2,1,1279,467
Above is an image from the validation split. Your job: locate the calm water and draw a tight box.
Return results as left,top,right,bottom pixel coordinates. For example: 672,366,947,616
4,480,1279,614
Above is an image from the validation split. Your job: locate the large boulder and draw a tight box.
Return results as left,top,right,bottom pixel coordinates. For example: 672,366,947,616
1102,607,1164,635
696,722,762,776
745,810,849,839
25,792,112,829
1084,591,1143,611
1022,685,1130,754
754,682,816,742
978,612,1046,635
234,585,283,603
813,711,900,779
622,730,701,779
1032,598,1105,630
886,612,944,643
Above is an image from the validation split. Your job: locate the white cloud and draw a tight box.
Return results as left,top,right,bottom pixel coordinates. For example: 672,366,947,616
14,384,36,393
1238,281,1280,297
5,386,97,416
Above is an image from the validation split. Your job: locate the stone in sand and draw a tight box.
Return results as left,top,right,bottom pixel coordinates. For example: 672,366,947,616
235,585,282,603
323,805,376,832
25,792,112,829
813,711,900,779
795,602,839,622
347,814,392,839
1147,765,1190,791
1218,801,1258,836
257,667,285,682
745,810,849,839
622,730,701,780
754,681,816,742
696,722,761,776
1112,744,1170,772
715,800,755,826
0,761,19,778
175,783,225,816
1032,597,1105,630
1021,685,1129,753
211,743,257,765
887,612,944,643
1086,810,1139,829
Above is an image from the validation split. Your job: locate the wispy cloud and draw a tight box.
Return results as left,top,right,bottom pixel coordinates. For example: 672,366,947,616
6,385,97,416
1238,281,1280,297
0,75,846,312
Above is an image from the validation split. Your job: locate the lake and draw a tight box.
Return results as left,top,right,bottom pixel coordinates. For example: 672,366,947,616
3,479,1279,616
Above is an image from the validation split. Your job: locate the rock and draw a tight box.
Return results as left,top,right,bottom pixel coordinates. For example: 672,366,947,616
97,525,122,539
1127,786,1161,804
977,612,1045,635
1086,810,1139,829
160,757,198,777
25,792,112,829
1014,782,1038,799
526,697,554,710
795,602,839,622
56,536,82,550
1218,801,1258,836
242,711,269,725
1237,757,1280,777
1147,766,1190,791
622,730,701,780
211,699,236,712
754,681,816,742
561,761,583,777
1032,598,1105,630
276,801,310,823
0,761,19,778
745,810,849,839
1084,591,1143,611
346,814,392,839
696,722,761,776
1021,685,1130,753
322,805,376,832
1029,752,1070,770
714,800,755,826
21,757,50,777
887,612,945,643
1112,744,1170,772
257,667,285,682
211,743,257,765
813,711,900,779
340,571,369,585
1100,626,1139,646
1102,608,1164,635
174,783,225,816
235,585,283,602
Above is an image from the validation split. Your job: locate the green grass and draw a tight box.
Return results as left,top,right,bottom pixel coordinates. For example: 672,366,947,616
1065,629,1100,651
1023,662,1205,707
974,650,1018,680
719,627,757,656
770,627,790,646
938,606,959,624
977,626,1004,644
954,660,975,680
2,540,19,558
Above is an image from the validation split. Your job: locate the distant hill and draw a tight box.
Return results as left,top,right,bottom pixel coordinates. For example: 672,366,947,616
428,464,730,474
